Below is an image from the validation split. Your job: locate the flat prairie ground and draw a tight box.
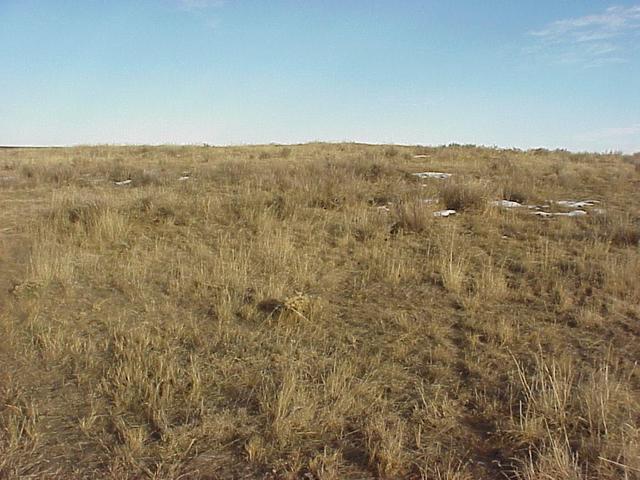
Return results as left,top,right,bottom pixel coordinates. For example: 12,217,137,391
0,144,639,480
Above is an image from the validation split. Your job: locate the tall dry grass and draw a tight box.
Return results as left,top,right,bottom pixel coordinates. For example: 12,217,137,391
0,143,638,479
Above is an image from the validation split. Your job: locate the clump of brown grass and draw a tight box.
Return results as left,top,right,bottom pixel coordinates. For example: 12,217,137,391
440,179,490,211
0,382,42,477
383,146,400,158
308,447,342,480
364,416,408,477
611,222,640,247
19,161,77,184
502,182,531,204
508,350,639,479
391,200,433,234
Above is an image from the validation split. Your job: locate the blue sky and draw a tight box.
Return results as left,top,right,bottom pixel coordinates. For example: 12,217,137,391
1,1,639,152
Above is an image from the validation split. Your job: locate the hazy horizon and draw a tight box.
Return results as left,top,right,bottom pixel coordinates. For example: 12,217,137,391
0,142,636,155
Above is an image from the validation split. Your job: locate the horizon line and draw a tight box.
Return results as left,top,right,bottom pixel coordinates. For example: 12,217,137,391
0,142,636,155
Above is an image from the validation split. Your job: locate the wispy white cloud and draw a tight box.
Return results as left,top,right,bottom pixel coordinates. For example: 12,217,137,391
528,5,640,66
173,0,227,30
176,0,226,11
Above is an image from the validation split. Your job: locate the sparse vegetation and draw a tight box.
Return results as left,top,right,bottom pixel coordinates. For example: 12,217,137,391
0,143,639,479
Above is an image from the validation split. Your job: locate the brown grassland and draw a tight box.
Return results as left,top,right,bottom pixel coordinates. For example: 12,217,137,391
0,143,639,479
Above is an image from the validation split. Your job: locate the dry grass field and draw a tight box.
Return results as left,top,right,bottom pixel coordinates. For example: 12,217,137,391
1,143,639,479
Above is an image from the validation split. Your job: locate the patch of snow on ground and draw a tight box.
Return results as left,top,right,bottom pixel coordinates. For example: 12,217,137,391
527,204,550,210
564,210,588,217
555,200,599,208
413,172,452,179
114,179,132,186
433,209,456,217
491,200,523,208
533,210,587,218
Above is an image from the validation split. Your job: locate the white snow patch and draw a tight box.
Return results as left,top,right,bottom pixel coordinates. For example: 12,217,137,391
533,210,587,218
492,200,558,210
526,204,550,210
562,210,588,217
413,172,452,180
555,200,599,208
413,154,429,158
178,175,190,181
433,209,456,217
114,179,132,186
491,200,523,208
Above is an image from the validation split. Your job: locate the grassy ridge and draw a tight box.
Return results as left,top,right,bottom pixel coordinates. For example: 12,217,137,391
1,144,639,479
